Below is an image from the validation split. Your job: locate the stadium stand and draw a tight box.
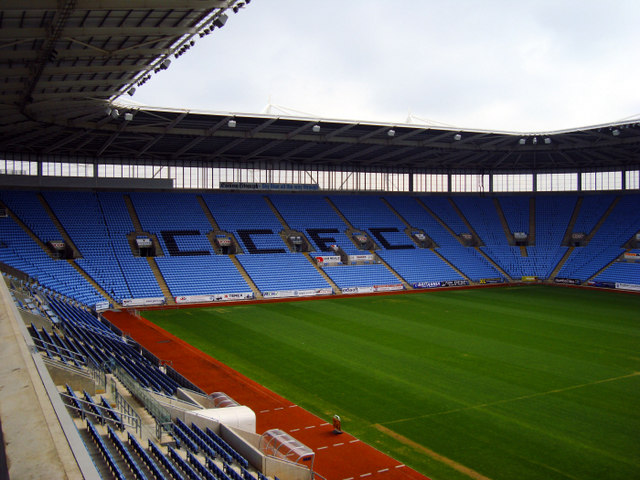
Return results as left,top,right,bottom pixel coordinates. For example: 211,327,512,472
268,194,359,253
203,193,288,254
237,253,331,295
558,194,640,281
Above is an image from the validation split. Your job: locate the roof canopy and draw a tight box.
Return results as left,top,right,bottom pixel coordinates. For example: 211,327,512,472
1,2,639,174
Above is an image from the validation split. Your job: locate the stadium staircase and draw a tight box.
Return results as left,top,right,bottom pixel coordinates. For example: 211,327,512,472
474,246,512,281
586,252,628,284
0,200,57,259
584,196,621,244
146,258,175,304
325,196,354,228
264,196,290,229
528,197,536,244
229,255,262,299
561,197,584,245
448,197,483,244
304,252,339,293
432,249,472,283
493,197,516,245
415,198,464,245
38,193,82,258
549,247,576,280
123,194,175,305
373,252,412,289
68,260,118,307
123,194,145,232
197,194,222,230
381,197,411,229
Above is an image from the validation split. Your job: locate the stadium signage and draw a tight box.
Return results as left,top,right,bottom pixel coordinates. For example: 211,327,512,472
373,284,403,292
175,292,253,304
342,286,374,294
95,301,110,311
521,276,537,282
413,281,441,289
554,277,581,285
479,278,504,284
441,280,469,287
587,281,616,289
348,254,374,263
263,288,332,299
624,252,640,261
615,282,640,292
314,255,341,266
122,297,165,307
220,182,319,191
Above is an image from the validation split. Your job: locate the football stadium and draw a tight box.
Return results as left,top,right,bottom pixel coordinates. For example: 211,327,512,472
1,2,639,480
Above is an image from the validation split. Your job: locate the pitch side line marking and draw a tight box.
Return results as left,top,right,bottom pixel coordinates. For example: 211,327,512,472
382,371,640,425
376,425,493,480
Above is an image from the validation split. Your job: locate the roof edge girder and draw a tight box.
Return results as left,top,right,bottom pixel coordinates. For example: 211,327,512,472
1,1,226,11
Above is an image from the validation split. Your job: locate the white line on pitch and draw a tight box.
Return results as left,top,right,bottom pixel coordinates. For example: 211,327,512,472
377,468,389,473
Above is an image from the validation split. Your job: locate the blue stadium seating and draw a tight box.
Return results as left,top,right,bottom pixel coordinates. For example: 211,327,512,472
269,194,359,254
203,193,288,254
237,253,331,294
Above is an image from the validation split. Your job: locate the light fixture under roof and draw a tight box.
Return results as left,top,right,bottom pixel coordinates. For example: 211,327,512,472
312,124,321,133
228,119,237,128
454,133,462,141
213,13,228,28
612,129,620,136
387,129,395,137
519,138,526,145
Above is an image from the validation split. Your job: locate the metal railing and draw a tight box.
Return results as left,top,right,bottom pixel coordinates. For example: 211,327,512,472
110,359,171,436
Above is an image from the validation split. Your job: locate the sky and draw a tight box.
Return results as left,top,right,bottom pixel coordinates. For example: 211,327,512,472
130,0,640,133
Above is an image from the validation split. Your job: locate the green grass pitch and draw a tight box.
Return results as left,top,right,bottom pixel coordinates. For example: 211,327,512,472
143,286,640,480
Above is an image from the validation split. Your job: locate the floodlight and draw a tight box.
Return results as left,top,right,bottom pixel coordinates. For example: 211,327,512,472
544,137,551,144
454,133,462,141
387,129,395,137
228,119,237,128
612,129,620,136
312,124,321,133
110,109,119,119
519,138,526,145
213,14,228,28
124,112,133,121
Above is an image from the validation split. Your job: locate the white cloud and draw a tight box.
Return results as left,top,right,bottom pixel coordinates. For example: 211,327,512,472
133,0,640,132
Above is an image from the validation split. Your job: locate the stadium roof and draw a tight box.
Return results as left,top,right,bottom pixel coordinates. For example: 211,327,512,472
1,1,639,173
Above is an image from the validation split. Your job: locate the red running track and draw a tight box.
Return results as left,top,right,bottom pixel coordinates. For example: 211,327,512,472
104,310,430,480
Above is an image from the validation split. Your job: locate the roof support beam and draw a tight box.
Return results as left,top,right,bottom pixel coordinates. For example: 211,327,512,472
0,27,198,40
3,0,226,10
